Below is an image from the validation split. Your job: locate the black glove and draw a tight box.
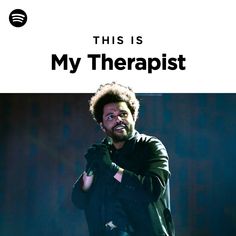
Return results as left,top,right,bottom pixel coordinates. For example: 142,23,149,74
91,144,120,177
84,145,98,176
84,144,119,176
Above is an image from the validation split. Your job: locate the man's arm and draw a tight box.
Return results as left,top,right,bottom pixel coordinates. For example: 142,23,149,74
71,144,99,209
71,173,91,209
81,172,94,191
114,167,124,182
116,139,170,202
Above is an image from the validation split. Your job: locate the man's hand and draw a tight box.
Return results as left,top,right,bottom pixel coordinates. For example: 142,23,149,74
94,144,120,177
87,144,119,177
84,145,98,176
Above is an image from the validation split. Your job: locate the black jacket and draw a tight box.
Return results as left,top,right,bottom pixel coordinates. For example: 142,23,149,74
72,131,175,236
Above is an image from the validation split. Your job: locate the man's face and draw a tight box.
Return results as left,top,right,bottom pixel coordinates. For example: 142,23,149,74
101,102,135,144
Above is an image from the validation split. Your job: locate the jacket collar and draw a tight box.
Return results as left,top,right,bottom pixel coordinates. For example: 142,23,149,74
102,130,139,156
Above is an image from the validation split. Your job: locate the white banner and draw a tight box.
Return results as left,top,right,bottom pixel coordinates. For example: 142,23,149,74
1,0,235,93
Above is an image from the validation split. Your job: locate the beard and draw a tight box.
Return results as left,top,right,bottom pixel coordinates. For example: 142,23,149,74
105,123,134,143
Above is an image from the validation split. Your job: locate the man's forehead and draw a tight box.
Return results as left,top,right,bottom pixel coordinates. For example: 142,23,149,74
103,102,129,112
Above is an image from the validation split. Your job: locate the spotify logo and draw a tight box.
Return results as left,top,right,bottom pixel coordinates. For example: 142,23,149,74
9,9,27,27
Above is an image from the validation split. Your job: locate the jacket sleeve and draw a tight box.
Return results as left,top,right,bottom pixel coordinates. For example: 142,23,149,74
119,139,170,202
71,173,88,209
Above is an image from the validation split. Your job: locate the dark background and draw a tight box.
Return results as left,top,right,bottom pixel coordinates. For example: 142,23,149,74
0,94,235,236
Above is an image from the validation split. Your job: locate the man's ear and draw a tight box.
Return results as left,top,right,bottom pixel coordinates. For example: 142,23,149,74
100,122,106,132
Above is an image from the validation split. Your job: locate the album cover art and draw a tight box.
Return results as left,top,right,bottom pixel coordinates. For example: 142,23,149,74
1,1,236,235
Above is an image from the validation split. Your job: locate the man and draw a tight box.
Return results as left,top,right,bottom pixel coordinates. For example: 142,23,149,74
72,82,175,236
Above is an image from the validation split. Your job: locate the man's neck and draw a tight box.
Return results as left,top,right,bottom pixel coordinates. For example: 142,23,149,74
110,130,136,150
113,141,125,150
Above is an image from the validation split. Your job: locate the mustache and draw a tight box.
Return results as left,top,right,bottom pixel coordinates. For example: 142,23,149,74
112,122,127,130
